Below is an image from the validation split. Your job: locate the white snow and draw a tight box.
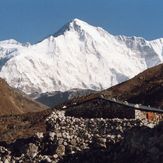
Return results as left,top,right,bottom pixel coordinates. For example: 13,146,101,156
0,18,163,95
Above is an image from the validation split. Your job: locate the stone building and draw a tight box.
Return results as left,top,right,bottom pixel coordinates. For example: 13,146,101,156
65,97,163,122
65,97,135,119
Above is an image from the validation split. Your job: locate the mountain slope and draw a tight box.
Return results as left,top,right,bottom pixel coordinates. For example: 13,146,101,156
0,78,46,116
64,63,163,109
102,63,163,108
0,19,163,95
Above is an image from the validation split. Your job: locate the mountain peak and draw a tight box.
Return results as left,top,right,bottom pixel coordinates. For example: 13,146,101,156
71,18,86,24
70,18,88,27
68,18,89,32
53,18,94,37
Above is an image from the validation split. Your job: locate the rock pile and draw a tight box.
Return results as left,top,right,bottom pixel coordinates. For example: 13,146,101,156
0,110,161,162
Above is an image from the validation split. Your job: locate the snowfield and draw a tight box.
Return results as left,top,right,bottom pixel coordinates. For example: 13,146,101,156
0,19,163,94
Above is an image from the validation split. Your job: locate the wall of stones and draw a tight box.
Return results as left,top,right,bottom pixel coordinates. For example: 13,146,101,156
0,110,159,162
42,111,146,161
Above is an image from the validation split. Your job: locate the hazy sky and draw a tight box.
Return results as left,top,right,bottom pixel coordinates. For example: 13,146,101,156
0,0,163,43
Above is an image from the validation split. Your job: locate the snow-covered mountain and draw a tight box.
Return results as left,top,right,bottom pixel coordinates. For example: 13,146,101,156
0,18,163,95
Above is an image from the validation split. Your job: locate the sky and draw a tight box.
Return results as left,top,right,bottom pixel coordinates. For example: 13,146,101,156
0,0,163,44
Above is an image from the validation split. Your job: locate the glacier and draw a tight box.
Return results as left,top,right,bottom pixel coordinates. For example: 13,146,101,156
0,18,163,95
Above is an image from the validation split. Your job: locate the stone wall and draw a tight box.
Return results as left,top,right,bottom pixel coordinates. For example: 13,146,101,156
0,110,160,162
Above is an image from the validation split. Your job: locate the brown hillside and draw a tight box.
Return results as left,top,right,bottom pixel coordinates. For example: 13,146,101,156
0,78,47,116
59,64,163,109
102,63,163,108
